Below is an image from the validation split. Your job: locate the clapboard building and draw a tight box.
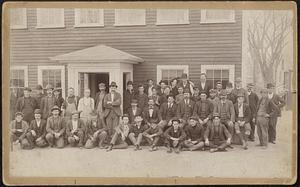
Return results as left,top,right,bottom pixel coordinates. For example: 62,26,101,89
10,8,242,99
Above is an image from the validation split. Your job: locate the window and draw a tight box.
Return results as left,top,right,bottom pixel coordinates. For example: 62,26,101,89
36,8,64,28
74,9,104,27
201,65,234,89
114,9,145,26
38,66,65,97
200,9,235,23
10,8,27,29
10,66,28,96
157,65,189,85
156,9,189,25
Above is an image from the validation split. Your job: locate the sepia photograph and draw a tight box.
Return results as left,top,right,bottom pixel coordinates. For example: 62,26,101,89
2,1,297,185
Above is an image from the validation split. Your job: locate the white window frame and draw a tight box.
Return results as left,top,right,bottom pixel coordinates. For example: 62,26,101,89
201,65,235,83
10,8,27,29
200,10,235,24
156,9,190,25
37,66,65,97
114,9,146,26
157,65,189,84
36,8,65,28
74,9,104,28
10,65,28,87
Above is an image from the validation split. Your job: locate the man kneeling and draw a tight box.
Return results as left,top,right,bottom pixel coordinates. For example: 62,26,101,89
66,111,85,147
106,114,130,151
10,112,31,149
26,109,47,148
204,113,232,153
182,116,205,151
128,115,148,151
143,119,163,151
164,118,186,154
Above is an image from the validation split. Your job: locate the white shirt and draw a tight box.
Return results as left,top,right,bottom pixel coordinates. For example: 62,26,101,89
238,103,244,118
72,120,78,131
149,108,153,117
201,82,206,90
185,99,189,105
148,86,153,96
248,91,252,96
111,93,115,101
132,108,137,116
268,93,274,99
36,120,41,128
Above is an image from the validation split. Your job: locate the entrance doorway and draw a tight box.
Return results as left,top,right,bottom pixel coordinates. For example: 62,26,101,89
79,73,109,98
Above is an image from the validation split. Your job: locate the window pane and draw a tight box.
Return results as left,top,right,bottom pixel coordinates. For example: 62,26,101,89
222,70,229,79
115,9,145,25
214,70,221,79
157,9,188,24
162,70,169,81
206,70,214,79
206,10,233,20
38,8,63,27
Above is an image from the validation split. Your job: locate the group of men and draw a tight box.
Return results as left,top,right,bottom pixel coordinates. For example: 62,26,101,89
10,72,285,153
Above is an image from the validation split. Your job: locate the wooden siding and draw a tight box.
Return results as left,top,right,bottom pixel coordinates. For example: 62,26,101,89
10,8,242,88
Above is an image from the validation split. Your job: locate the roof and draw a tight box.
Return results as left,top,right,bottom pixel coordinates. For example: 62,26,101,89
50,45,144,64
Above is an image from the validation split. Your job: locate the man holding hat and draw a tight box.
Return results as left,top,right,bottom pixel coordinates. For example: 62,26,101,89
34,85,44,109
41,84,57,120
214,89,235,136
128,115,148,151
158,94,177,130
182,116,205,151
66,111,85,147
177,89,195,128
164,118,186,154
123,81,135,113
45,105,65,148
232,77,249,105
267,83,285,144
193,91,214,129
103,81,122,137
198,73,211,96
234,93,252,149
255,88,279,149
204,113,232,153
134,84,149,110
10,112,31,149
177,73,194,95
26,109,47,148
127,99,143,124
247,83,259,141
15,87,37,123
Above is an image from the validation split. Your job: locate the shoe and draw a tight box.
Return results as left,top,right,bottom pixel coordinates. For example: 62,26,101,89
152,146,158,151
137,145,142,150
270,141,276,144
227,145,234,149
174,148,180,154
134,145,138,151
167,148,172,153
181,147,190,151
78,143,83,148
99,145,106,149
209,148,218,153
106,145,113,152
149,147,154,152
218,148,227,152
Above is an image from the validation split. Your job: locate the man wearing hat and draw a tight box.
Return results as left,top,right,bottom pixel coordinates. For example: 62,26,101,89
232,77,249,105
225,82,236,104
233,93,252,149
62,87,79,120
34,84,44,109
15,87,38,123
177,73,194,95
198,73,211,96
45,106,65,148
10,112,31,149
142,98,161,125
208,89,220,109
191,86,201,102
158,94,178,130
128,115,148,151
164,118,186,154
266,83,285,144
134,84,149,110
247,83,259,141
66,111,85,147
41,84,57,119
170,78,179,96
53,88,64,109
193,91,214,129
158,85,171,105
177,89,195,128
127,99,143,124
255,88,279,149
103,81,122,137
215,81,223,97
84,111,108,149
123,81,135,113
182,116,205,151
94,83,107,127
26,109,47,148
214,89,235,136
204,113,232,153
143,119,163,151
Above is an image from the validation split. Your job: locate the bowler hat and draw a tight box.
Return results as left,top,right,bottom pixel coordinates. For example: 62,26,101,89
266,83,275,89
159,80,168,85
51,105,61,113
193,86,199,90
34,109,42,114
53,88,60,92
45,84,54,90
216,81,222,85
171,118,180,123
212,113,220,118
199,91,207,95
181,73,188,79
167,94,175,99
131,99,138,104
15,111,24,117
35,85,43,90
98,83,106,87
261,88,268,93
235,77,242,82
219,89,227,96
24,87,32,92
109,82,118,88
122,114,130,119
137,84,144,88
126,81,133,86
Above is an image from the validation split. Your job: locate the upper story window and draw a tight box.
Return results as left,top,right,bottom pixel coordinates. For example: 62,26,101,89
156,9,189,25
200,9,235,23
36,8,65,28
10,8,27,29
74,9,104,27
114,9,146,26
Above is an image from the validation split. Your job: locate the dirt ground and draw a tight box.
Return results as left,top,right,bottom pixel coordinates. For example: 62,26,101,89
9,111,293,178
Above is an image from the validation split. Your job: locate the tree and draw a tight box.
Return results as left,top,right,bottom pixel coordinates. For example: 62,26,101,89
247,11,292,86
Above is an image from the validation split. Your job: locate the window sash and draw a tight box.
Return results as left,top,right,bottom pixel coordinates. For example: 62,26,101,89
157,65,189,84
36,8,65,28
156,9,189,25
114,9,146,26
206,69,230,88
200,9,235,23
10,8,27,29
74,9,104,27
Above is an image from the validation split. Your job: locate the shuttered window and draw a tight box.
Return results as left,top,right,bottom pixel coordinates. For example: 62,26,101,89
10,66,28,95
74,9,104,27
36,8,65,28
201,9,235,23
157,65,189,85
114,9,146,26
156,9,189,25
10,8,27,29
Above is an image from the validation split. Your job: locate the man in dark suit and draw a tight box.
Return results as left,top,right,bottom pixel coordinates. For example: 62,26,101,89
177,73,194,95
142,99,161,124
34,85,44,109
176,89,195,128
198,73,211,96
123,81,135,113
234,93,252,150
128,115,148,150
158,94,177,130
26,109,47,148
226,82,236,104
191,86,201,103
127,99,143,124
247,83,259,141
66,111,85,147
267,83,286,144
94,83,107,127
40,84,57,120
103,82,122,137
164,118,186,154
157,80,168,96
134,84,148,110
193,91,214,129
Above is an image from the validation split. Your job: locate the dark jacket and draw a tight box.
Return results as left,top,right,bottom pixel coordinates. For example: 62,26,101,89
65,119,85,137
255,98,279,118
176,99,195,120
15,96,37,122
127,107,143,123
234,103,251,123
46,116,65,135
204,123,232,141
85,119,107,141
41,95,57,119
142,106,161,124
54,96,65,108
129,123,148,137
214,100,235,122
134,93,148,110
94,91,107,111
123,89,135,112
184,124,205,142
193,100,214,120
198,82,211,96
269,94,285,117
248,91,259,118
164,126,186,141
103,92,122,117
29,119,47,138
159,102,177,121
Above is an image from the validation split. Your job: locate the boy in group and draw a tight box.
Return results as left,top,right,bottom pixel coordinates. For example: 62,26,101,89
215,81,223,97
182,116,205,151
175,86,184,104
158,94,177,130
45,106,65,148
66,111,85,147
193,91,214,129
234,93,252,150
135,84,149,110
176,89,195,128
106,114,130,151
127,99,143,124
62,87,79,120
128,115,148,151
164,118,186,154
204,113,232,153
84,112,108,149
26,109,47,148
143,119,163,151
10,112,31,149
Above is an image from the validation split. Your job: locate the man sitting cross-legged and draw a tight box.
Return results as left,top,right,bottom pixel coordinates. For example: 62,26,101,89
106,114,130,152
65,111,85,148
128,115,148,151
182,116,205,151
143,119,163,152
26,109,47,148
204,113,232,153
164,118,186,154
